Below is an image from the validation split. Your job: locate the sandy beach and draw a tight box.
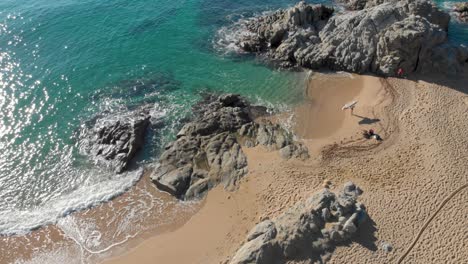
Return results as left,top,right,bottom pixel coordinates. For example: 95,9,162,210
102,74,468,264
3,74,466,264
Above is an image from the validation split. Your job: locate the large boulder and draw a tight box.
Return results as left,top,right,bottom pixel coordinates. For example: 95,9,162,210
79,107,151,173
151,94,252,199
230,182,367,264
229,0,467,76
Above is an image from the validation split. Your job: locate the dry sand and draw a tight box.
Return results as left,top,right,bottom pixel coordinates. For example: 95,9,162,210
99,74,467,264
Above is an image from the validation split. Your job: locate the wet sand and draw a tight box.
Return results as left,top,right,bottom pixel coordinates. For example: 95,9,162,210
295,72,364,139
0,175,201,264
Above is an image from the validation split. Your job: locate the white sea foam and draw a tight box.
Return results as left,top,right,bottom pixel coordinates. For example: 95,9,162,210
13,177,200,264
213,11,275,55
0,168,143,235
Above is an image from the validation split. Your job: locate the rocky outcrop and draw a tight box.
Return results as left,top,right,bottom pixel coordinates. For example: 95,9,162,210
79,107,151,173
236,2,334,68
229,0,468,76
151,94,309,200
454,2,468,23
230,182,367,264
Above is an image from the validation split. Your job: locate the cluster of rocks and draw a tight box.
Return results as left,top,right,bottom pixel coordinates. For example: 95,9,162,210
79,107,151,173
454,2,468,23
230,182,367,264
150,94,309,200
230,0,468,76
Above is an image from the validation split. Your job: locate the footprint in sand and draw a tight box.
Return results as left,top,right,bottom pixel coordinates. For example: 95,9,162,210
463,96,468,106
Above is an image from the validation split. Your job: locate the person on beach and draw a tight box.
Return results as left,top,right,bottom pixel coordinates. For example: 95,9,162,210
397,68,404,77
342,100,357,114
362,129,382,141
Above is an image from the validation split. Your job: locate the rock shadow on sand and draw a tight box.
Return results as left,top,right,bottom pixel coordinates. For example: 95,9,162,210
350,216,378,252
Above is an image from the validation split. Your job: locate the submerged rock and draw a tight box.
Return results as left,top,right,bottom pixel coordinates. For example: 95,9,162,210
151,94,309,200
230,182,367,264
229,0,467,76
80,107,151,173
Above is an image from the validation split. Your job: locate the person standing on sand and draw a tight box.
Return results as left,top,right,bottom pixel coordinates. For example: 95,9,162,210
342,100,358,114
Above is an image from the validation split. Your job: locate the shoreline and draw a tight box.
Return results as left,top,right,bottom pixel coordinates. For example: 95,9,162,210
0,174,202,264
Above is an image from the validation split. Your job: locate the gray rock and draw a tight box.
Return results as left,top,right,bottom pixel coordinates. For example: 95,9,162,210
152,165,192,196
382,242,393,252
246,220,277,241
344,181,363,196
229,0,467,76
151,94,251,199
321,208,331,221
230,182,366,264
337,0,399,11
239,122,309,160
279,143,309,160
79,107,150,173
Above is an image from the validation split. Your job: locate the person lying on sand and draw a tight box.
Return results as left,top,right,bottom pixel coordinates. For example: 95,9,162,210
362,129,382,141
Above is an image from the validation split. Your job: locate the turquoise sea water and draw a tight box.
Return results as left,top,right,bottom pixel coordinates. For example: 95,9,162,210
0,0,466,236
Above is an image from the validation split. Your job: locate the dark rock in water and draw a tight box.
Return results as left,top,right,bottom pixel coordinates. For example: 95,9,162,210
230,0,468,76
454,2,468,23
235,1,334,68
230,183,367,264
151,94,309,200
80,107,151,173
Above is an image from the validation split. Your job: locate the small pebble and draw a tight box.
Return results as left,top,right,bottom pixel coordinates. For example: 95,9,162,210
382,242,393,253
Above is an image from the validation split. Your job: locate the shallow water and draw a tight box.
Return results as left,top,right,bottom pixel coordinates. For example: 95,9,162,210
0,0,466,262
0,0,309,236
